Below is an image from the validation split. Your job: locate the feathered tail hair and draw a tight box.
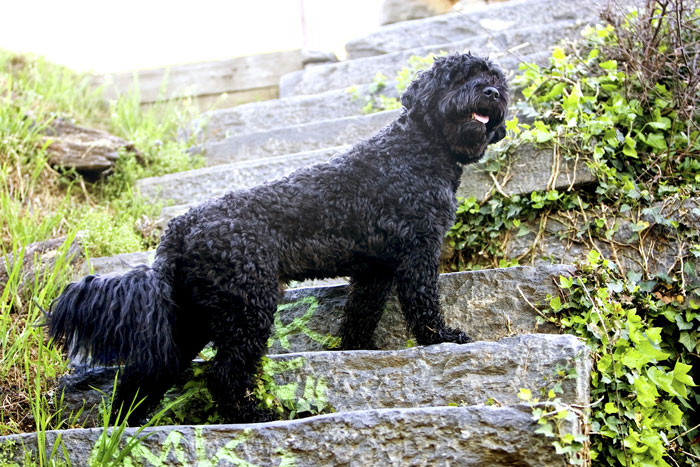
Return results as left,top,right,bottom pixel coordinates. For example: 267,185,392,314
48,263,179,377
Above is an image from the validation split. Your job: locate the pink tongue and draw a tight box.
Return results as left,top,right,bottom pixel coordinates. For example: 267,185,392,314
474,113,490,124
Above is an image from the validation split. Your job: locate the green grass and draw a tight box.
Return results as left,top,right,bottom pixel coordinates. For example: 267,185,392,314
0,48,205,450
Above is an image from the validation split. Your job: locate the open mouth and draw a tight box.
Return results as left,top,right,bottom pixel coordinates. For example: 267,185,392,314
472,113,490,125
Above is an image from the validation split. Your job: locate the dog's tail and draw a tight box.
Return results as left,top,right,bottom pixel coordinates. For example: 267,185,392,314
47,262,180,376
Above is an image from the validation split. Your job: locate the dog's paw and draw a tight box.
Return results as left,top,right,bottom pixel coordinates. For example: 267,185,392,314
417,326,472,345
439,326,473,344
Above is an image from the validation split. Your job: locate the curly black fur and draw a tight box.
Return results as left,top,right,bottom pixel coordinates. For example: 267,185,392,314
48,53,509,425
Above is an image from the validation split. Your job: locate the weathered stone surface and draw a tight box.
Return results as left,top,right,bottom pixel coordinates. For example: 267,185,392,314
43,118,140,174
138,139,594,225
184,83,399,143
272,265,568,354
0,405,579,466
505,197,700,284
60,263,568,349
99,49,305,105
458,142,596,199
380,0,457,26
136,146,345,205
54,333,589,427
196,111,396,166
348,0,597,58
280,21,578,97
81,250,155,276
272,334,590,411
0,235,83,290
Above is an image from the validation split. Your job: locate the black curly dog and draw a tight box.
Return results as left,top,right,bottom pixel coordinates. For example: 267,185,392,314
48,53,509,424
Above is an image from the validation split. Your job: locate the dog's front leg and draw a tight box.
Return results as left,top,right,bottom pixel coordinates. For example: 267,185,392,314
340,270,395,350
395,249,472,346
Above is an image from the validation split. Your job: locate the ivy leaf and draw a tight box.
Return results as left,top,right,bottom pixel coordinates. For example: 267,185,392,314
672,361,695,387
678,331,697,352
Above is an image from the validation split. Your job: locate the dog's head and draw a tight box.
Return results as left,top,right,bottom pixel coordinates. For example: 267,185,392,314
401,53,509,164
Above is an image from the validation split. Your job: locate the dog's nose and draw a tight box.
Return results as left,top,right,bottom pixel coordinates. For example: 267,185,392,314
483,86,500,100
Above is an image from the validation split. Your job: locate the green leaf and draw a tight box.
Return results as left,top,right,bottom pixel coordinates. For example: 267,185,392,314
678,331,697,352
599,60,617,70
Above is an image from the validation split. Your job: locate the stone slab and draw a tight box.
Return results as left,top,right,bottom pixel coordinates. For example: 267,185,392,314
280,21,580,97
271,265,568,354
270,334,590,411
137,139,595,221
98,49,305,104
54,333,589,428
184,82,399,143
65,262,569,350
196,110,397,166
505,197,700,285
0,405,580,466
345,0,601,59
136,146,346,206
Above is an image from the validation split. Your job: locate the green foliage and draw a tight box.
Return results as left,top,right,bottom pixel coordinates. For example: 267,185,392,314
443,3,700,465
0,48,205,439
545,251,699,465
349,53,438,114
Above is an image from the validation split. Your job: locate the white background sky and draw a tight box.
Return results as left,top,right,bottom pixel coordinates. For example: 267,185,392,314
0,0,384,72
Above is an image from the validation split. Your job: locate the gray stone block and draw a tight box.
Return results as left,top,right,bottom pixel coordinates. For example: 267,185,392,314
280,21,580,97
271,334,590,411
53,333,589,428
457,142,596,200
196,110,397,166
137,140,595,224
0,405,581,466
136,146,345,205
185,82,397,143
345,0,600,59
271,265,569,353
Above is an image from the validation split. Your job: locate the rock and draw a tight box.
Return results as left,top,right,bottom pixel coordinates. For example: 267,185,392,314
380,0,457,25
269,334,590,411
271,265,568,354
348,0,596,58
137,140,595,222
0,234,83,291
184,83,399,143
280,22,577,97
43,118,140,175
136,147,345,206
0,404,580,466
504,196,700,284
54,333,589,427
195,111,396,166
301,49,339,66
458,142,596,200
98,50,305,106
81,251,156,276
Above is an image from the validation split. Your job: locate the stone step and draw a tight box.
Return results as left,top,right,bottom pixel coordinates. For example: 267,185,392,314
77,262,570,351
262,334,591,412
344,0,599,59
136,140,595,216
136,146,345,206
186,50,543,144
57,333,589,428
195,110,396,167
185,81,398,143
1,404,582,466
280,20,581,97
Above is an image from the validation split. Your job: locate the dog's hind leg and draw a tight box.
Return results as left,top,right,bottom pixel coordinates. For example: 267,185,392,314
340,271,394,350
205,278,277,423
395,246,472,346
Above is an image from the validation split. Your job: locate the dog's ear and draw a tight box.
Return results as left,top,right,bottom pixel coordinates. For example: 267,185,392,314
489,124,507,144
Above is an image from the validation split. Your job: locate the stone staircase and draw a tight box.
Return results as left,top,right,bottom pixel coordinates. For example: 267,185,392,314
1,0,608,464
